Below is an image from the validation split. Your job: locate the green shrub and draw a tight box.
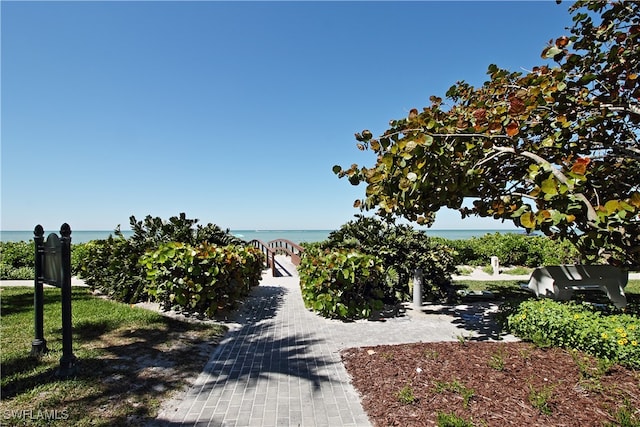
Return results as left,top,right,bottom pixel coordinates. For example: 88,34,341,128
140,242,264,317
70,242,89,276
482,265,495,275
80,235,146,302
78,213,247,304
0,265,33,280
505,299,640,369
320,216,457,302
440,233,580,267
455,266,474,276
0,240,92,280
525,236,581,266
0,241,34,279
298,247,386,319
484,233,531,266
0,241,33,269
501,266,533,275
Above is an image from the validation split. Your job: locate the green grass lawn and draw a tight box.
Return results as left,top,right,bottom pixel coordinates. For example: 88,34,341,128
627,279,640,294
0,286,226,426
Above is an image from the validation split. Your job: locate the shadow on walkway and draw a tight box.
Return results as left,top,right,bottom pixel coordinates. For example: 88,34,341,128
420,302,507,341
209,284,334,387
272,259,295,277
152,283,337,425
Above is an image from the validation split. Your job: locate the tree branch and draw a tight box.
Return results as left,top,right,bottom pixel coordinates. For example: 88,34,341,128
428,129,600,224
511,192,537,201
491,146,599,223
430,133,513,140
474,149,509,168
382,130,611,225
599,103,640,116
380,128,429,141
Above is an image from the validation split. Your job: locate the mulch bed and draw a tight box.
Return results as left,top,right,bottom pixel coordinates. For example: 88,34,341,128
341,341,639,426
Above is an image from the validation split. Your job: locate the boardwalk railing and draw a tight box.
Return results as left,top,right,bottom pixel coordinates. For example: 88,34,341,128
249,238,305,276
268,239,305,265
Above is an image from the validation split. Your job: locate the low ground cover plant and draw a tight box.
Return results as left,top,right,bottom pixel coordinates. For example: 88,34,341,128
435,411,475,427
504,299,640,369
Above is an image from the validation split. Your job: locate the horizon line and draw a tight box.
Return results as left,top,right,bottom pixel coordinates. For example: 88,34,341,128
1,227,521,232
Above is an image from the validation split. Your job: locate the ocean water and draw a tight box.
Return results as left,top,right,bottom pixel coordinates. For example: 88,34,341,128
0,230,133,244
1,229,522,244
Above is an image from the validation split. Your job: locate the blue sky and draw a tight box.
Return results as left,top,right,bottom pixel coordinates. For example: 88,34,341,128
2,1,572,231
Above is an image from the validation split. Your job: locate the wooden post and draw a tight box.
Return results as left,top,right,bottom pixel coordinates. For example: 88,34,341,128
271,251,276,277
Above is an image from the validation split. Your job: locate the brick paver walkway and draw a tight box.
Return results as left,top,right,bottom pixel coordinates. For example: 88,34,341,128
153,256,514,426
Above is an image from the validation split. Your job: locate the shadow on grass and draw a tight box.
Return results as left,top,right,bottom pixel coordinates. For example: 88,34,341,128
73,319,119,341
1,316,220,394
0,287,226,425
0,356,59,398
451,280,533,301
0,287,95,317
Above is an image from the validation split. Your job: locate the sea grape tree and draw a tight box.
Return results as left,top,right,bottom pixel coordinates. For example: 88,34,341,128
335,1,640,268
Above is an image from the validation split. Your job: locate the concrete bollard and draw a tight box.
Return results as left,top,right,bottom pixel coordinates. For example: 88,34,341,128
413,268,423,309
491,256,500,276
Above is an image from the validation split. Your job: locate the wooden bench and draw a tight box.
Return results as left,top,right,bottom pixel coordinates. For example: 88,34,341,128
526,265,628,308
